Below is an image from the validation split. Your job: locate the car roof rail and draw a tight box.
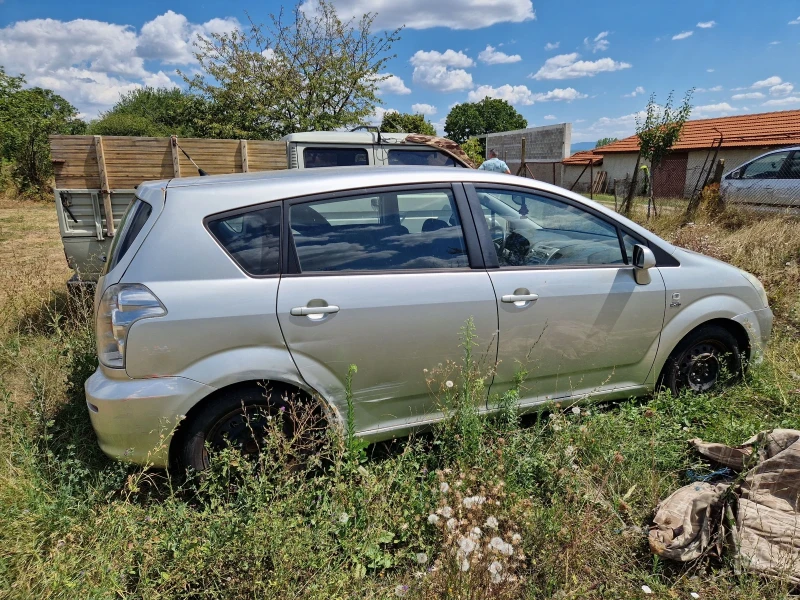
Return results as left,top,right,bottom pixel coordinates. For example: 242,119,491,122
350,125,382,145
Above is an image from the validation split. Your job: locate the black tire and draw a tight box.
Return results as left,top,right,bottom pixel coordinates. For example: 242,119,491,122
660,325,743,396
177,385,293,473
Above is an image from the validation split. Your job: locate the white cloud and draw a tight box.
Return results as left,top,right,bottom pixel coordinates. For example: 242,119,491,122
413,66,473,92
789,16,800,25
544,41,560,51
769,41,781,46
543,114,556,120
693,102,736,117
769,82,794,96
696,85,723,92
530,53,631,80
672,31,694,40
376,73,411,95
584,31,610,53
411,103,437,116
301,0,535,30
138,11,239,64
369,106,398,125
731,92,765,100
478,44,521,64
0,13,240,117
763,96,800,107
411,49,474,92
707,68,715,73
411,49,474,68
697,21,716,28
467,84,586,105
752,76,783,88
623,86,645,97
572,110,645,142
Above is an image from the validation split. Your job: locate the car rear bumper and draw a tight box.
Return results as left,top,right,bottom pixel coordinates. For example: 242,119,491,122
85,368,214,468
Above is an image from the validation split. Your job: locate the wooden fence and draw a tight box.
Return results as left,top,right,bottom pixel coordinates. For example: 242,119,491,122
49,135,288,190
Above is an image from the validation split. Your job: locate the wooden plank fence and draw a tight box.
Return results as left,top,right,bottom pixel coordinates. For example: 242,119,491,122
49,135,288,191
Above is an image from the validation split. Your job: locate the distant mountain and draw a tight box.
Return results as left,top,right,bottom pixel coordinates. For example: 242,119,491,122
570,141,596,154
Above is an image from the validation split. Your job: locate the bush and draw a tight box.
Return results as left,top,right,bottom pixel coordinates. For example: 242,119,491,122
87,113,171,137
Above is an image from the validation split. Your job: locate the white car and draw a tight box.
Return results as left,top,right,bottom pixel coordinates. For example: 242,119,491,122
721,147,800,207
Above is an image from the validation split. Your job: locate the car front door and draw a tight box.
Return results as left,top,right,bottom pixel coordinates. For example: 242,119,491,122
465,184,666,407
774,151,800,207
276,184,498,435
723,150,791,205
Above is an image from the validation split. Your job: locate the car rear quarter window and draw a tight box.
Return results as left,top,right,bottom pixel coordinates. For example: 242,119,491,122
303,147,369,168
105,198,152,273
289,189,469,272
388,149,459,167
207,206,281,276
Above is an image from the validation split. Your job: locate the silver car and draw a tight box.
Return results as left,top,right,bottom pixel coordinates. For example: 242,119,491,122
721,146,800,207
85,167,773,470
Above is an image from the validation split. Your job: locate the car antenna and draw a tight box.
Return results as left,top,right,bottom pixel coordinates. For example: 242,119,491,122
350,125,382,145
171,136,208,176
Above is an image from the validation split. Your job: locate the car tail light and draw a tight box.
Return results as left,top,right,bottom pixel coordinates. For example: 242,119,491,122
97,284,166,368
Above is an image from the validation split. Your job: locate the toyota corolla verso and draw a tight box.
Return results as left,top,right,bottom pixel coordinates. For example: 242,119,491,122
85,167,772,471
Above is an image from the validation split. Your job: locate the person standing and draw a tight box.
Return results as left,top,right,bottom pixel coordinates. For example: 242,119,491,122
478,148,511,174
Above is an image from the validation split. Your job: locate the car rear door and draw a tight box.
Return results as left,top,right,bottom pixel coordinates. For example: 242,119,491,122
276,183,497,436
465,183,666,407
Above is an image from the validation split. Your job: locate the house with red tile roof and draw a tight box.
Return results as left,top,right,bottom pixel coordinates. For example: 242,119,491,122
591,109,800,198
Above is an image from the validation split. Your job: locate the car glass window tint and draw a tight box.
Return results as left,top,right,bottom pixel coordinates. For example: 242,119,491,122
781,152,800,179
741,152,790,179
303,147,369,168
106,199,152,273
207,206,281,276
290,189,469,272
388,149,457,167
476,188,624,267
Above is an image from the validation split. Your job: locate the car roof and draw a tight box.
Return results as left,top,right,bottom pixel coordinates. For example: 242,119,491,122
157,166,674,254
281,131,411,144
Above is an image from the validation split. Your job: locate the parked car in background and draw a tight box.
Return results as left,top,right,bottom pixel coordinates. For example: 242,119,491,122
85,167,773,471
721,146,800,207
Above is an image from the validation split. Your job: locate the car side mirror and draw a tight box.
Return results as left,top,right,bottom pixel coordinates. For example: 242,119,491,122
632,244,656,285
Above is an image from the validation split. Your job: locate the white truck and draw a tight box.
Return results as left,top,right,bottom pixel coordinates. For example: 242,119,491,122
50,131,473,283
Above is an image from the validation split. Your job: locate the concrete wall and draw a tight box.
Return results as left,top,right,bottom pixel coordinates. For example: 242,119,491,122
562,164,596,193
486,123,572,163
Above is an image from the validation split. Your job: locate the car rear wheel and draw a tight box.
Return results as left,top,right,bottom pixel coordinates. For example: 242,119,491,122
177,386,294,473
661,325,742,396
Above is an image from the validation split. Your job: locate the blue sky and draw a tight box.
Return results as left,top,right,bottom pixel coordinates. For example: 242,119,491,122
1,0,799,142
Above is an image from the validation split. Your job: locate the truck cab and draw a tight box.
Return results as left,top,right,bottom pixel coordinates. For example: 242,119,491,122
283,131,469,169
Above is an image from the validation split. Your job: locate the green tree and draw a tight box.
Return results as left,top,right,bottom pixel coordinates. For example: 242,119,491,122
0,67,85,197
622,90,693,216
184,0,402,139
88,87,210,137
444,98,527,145
595,137,618,148
460,138,484,166
380,112,436,135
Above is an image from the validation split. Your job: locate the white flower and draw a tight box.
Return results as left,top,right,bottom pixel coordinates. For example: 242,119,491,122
445,380,454,388
571,406,581,415
462,495,486,509
437,506,453,518
690,593,699,599
460,558,470,571
446,517,458,530
489,560,503,583
565,445,576,457
339,512,349,524
440,482,450,494
489,536,514,556
458,536,477,556
470,526,483,540
552,424,562,431
427,514,440,525
485,516,499,529
415,552,428,564
511,533,522,544
395,584,409,597
641,585,652,594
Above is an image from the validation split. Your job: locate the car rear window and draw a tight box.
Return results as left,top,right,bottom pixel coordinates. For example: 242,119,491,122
304,147,369,168
388,149,460,167
206,206,281,276
105,199,152,273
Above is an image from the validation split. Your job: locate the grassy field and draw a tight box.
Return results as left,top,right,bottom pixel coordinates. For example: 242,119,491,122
1,199,799,599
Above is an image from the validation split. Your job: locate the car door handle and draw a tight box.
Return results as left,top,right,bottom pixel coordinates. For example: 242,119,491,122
501,294,539,303
290,305,340,316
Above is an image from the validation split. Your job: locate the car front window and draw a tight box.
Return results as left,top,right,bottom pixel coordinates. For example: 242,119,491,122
741,152,790,180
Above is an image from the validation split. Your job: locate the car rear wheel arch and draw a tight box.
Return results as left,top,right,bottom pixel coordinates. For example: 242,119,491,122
168,379,330,472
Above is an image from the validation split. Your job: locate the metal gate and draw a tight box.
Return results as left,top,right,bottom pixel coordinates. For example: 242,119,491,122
653,152,688,198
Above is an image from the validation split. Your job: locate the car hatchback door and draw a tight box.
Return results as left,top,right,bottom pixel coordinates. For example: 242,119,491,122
276,184,498,436
466,184,666,407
